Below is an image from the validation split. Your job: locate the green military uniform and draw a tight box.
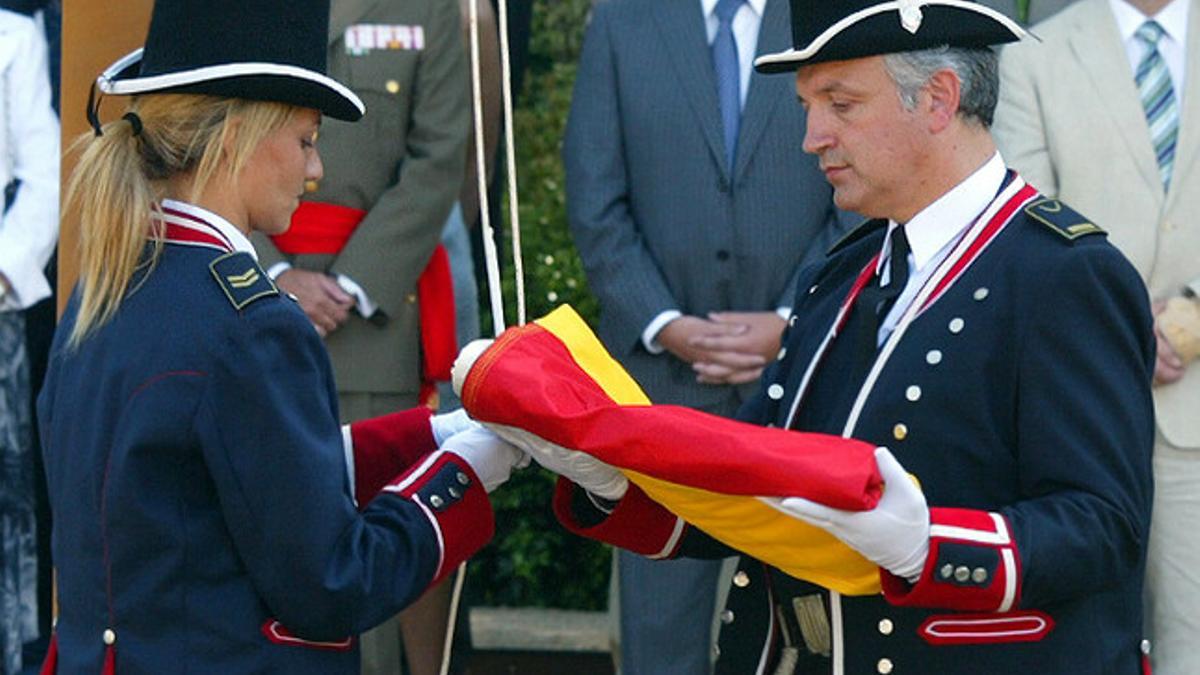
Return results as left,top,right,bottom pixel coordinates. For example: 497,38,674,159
253,0,468,412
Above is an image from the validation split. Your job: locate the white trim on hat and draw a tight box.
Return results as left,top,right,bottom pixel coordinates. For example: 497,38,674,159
753,0,1027,70
96,48,365,116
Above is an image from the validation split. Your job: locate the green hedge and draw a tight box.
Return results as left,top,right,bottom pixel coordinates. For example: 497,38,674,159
465,0,609,611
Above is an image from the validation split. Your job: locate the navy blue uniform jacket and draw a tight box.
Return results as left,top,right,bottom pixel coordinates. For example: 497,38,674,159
556,182,1156,674
38,213,492,675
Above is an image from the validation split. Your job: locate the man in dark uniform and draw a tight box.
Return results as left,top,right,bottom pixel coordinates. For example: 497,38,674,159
528,1,1157,673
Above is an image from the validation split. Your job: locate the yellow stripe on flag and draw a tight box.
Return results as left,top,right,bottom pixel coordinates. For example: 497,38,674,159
535,305,880,595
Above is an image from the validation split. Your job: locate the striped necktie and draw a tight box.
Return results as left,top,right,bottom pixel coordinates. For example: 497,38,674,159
712,0,745,171
1135,20,1179,191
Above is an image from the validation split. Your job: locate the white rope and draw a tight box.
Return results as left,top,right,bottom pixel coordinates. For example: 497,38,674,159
496,0,527,325
439,1,528,671
469,0,507,337
437,562,468,675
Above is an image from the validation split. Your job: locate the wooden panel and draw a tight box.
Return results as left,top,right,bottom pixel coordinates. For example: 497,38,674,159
58,1,154,315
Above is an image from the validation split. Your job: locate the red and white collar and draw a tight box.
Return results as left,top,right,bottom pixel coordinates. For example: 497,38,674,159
156,199,258,259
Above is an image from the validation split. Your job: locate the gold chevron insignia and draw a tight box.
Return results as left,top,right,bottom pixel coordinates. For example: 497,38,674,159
227,268,261,289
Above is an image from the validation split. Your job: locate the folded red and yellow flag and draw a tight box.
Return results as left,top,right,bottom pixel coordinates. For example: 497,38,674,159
460,305,885,595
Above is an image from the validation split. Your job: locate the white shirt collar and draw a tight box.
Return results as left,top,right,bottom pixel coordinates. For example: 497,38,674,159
882,152,1007,273
1110,0,1190,45
701,0,765,19
160,199,258,260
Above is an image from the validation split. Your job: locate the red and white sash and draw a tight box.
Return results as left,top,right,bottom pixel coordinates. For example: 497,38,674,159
778,174,1039,675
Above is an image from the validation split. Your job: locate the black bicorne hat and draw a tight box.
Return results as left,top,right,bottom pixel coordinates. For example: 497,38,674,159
754,0,1027,73
93,0,363,121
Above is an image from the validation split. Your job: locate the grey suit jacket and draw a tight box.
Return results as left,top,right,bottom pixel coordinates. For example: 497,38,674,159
564,0,845,415
994,0,1200,448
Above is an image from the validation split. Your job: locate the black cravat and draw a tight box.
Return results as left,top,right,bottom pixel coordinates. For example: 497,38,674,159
788,226,912,432
846,226,911,375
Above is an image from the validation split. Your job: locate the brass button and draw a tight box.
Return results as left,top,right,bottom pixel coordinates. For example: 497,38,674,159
973,287,989,301
103,629,116,645
1141,639,1152,655
406,293,417,304
893,423,908,441
926,349,943,365
954,565,971,582
385,79,400,94
877,657,894,674
905,385,921,402
720,610,734,624
971,567,988,584
949,317,965,334
940,563,954,579
878,618,894,635
733,571,750,588
456,472,470,486
304,180,319,193
777,347,787,361
768,384,785,400
429,495,445,508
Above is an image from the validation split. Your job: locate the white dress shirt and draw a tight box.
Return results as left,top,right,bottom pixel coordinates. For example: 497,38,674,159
876,152,1008,345
1109,0,1190,103
0,10,59,312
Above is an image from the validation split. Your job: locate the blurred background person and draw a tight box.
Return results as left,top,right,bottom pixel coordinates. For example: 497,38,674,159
993,0,1199,672
0,4,58,673
563,0,851,671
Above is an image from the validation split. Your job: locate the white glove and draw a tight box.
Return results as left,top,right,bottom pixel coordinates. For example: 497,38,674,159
430,408,475,446
452,339,494,397
489,423,629,501
441,427,530,493
770,447,929,582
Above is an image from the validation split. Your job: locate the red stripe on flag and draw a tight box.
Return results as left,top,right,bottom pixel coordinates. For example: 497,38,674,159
464,323,882,507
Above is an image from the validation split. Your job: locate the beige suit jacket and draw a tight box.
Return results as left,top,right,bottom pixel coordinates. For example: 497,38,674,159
994,0,1200,448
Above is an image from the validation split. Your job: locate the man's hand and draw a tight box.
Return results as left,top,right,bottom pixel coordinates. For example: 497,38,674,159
489,423,629,501
770,447,930,582
689,311,786,385
276,268,354,337
1153,300,1186,386
656,315,748,365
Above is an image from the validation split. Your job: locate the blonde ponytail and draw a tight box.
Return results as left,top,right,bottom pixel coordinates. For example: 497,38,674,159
64,94,296,347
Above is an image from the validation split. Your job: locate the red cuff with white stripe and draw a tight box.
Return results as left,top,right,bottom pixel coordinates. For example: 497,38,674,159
553,479,685,559
881,507,1021,612
382,450,494,586
349,408,437,508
